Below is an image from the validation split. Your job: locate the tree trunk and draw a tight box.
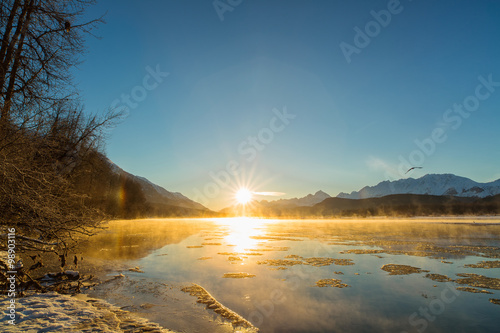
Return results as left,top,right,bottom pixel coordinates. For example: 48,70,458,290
3,0,35,118
0,0,21,81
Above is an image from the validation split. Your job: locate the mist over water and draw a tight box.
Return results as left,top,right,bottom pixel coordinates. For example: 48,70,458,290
81,218,500,333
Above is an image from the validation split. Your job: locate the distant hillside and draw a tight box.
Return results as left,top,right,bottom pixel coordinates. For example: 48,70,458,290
337,174,500,199
71,153,215,219
260,190,331,207
220,194,500,218
309,194,498,217
108,160,207,211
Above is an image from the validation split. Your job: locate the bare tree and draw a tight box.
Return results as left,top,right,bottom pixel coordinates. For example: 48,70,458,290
0,0,103,127
0,0,122,255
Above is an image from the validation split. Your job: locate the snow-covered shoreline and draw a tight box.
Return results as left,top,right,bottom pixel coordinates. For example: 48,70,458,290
0,292,174,332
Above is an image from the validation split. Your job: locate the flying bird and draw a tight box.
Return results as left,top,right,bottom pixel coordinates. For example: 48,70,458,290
405,166,423,174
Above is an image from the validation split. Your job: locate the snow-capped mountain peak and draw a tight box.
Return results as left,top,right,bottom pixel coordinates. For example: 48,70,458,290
337,174,500,199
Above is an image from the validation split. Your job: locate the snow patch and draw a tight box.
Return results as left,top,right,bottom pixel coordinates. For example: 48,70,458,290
0,292,174,332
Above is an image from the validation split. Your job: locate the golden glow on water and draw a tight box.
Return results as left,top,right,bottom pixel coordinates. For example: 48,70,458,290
219,217,268,253
76,218,500,333
81,218,500,261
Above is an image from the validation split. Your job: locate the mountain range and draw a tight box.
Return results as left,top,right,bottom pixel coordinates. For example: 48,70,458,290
261,190,331,207
312,193,500,218
219,174,500,217
336,174,500,199
107,159,213,216
104,164,500,218
251,174,500,209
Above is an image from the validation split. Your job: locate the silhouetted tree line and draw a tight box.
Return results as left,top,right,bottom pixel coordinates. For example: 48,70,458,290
309,195,500,218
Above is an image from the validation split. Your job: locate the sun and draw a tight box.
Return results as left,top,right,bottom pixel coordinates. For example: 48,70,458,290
235,188,252,204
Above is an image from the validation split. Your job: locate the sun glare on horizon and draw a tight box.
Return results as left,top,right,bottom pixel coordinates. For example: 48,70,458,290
235,188,252,204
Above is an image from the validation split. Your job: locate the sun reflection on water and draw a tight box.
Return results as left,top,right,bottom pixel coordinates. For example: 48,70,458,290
214,217,270,253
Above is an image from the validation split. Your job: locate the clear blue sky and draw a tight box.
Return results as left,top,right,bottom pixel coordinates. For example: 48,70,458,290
75,0,500,210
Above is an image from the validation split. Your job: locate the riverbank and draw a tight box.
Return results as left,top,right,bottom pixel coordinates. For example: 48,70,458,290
0,291,174,332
